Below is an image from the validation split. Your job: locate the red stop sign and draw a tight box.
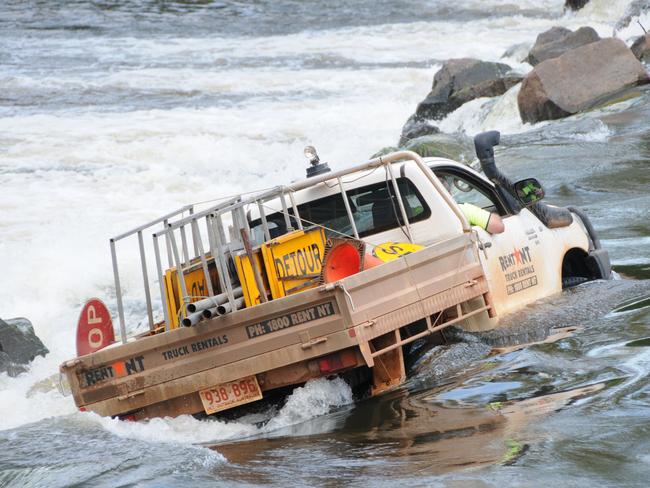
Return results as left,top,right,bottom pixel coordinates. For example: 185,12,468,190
76,298,115,356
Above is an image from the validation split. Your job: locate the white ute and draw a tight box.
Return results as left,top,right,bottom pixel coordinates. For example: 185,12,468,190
60,130,611,421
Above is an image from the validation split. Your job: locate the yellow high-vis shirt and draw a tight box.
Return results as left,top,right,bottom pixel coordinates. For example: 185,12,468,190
459,203,491,230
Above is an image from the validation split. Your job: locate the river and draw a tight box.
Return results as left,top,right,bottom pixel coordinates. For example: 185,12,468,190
1,0,650,486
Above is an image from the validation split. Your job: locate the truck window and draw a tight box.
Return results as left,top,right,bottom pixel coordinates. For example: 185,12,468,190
435,170,505,215
250,178,430,242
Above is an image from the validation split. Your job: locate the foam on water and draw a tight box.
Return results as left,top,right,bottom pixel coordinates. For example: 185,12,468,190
0,359,76,432
438,83,537,135
89,377,352,446
566,120,613,142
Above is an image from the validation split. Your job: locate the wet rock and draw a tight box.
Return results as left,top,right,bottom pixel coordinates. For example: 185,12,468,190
402,133,474,162
527,26,600,66
631,34,650,61
0,317,49,376
398,115,440,146
518,38,650,123
501,42,532,62
411,341,491,379
413,58,522,121
565,0,589,11
444,321,553,349
468,323,552,348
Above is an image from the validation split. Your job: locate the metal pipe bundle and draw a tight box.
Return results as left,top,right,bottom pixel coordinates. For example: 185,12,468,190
217,297,245,316
181,311,203,327
186,287,243,313
202,306,219,319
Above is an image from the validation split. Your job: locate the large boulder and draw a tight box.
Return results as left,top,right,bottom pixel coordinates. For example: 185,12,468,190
631,34,650,61
398,115,440,146
414,59,522,122
0,317,49,376
403,133,474,162
372,133,472,162
527,26,600,66
518,38,650,123
565,0,589,11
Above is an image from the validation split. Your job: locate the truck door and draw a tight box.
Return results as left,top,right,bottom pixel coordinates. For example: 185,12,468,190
434,169,548,316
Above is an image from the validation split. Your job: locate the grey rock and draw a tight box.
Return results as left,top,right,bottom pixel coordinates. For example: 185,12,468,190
402,132,474,162
0,317,49,376
411,341,491,379
565,0,589,11
518,37,650,123
501,42,532,62
398,115,440,146
527,26,601,66
469,323,552,348
414,58,522,121
631,34,650,61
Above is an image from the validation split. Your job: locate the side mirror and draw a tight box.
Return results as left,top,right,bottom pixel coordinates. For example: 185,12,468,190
513,178,545,206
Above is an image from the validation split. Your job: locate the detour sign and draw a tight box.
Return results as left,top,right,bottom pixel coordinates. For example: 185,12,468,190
262,228,326,299
372,242,424,262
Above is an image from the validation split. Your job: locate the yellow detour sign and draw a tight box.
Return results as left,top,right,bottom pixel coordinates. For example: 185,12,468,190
372,242,425,262
261,228,326,299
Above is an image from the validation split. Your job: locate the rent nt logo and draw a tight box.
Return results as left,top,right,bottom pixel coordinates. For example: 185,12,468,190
499,246,532,272
82,355,145,387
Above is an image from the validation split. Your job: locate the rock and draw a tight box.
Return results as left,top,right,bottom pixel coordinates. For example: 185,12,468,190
402,133,474,162
373,134,471,162
414,58,522,121
565,0,589,11
527,26,600,66
467,323,552,348
0,317,49,376
518,38,650,123
501,42,532,62
631,34,650,61
398,115,440,146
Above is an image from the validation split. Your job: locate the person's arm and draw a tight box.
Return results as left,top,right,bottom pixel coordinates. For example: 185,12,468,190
486,213,505,234
459,203,505,234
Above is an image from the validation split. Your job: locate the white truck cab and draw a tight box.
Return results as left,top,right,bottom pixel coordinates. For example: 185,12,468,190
247,131,611,328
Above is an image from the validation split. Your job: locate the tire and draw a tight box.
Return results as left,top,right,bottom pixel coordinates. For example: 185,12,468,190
562,276,589,289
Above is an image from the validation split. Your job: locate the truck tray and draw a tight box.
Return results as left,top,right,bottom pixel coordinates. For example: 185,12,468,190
61,233,491,419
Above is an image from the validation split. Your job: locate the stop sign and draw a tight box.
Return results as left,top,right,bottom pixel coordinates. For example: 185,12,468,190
76,298,115,356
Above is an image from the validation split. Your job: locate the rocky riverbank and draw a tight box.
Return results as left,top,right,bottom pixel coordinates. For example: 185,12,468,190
397,8,650,151
0,317,48,377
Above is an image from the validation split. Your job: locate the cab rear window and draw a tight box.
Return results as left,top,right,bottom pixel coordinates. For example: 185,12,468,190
250,178,430,242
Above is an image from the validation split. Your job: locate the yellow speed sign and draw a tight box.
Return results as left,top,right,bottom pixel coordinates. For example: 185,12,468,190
372,242,425,262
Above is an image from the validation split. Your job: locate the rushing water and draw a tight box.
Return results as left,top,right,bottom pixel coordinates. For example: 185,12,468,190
1,0,650,486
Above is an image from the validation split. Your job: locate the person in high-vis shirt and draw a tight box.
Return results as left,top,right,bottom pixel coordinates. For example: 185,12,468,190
458,201,504,234
440,175,505,235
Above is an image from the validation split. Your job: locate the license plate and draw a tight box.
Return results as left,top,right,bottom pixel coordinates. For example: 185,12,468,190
199,375,263,414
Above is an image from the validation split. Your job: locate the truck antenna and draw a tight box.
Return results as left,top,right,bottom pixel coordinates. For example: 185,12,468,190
639,20,647,34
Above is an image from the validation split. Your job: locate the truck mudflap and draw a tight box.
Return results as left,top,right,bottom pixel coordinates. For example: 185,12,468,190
61,233,491,418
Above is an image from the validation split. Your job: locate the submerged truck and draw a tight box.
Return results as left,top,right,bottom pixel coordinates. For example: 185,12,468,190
60,131,610,420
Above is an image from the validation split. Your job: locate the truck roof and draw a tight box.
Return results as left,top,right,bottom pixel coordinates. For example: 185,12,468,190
245,156,486,245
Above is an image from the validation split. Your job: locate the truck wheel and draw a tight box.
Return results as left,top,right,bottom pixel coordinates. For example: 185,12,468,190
562,276,589,289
